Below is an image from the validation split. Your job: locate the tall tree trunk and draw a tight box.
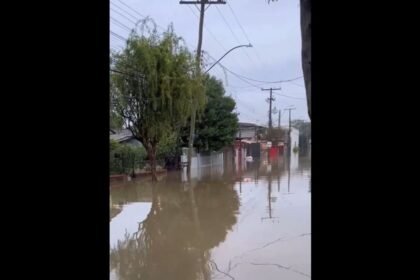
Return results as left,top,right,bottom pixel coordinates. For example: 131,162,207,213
147,143,158,182
300,0,311,120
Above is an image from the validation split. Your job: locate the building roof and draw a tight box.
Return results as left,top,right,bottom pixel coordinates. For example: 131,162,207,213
238,122,266,128
110,129,135,143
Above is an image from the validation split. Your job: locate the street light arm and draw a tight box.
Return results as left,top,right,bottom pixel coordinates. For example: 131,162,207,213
204,44,252,74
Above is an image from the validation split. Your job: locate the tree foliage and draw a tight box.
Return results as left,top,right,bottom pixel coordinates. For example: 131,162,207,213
110,19,206,179
110,139,146,175
110,111,123,130
181,75,238,152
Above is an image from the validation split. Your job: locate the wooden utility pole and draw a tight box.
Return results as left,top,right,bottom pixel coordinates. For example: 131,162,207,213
180,0,226,178
261,87,281,139
261,170,279,222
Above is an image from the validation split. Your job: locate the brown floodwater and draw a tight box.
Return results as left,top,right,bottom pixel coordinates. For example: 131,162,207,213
110,154,311,280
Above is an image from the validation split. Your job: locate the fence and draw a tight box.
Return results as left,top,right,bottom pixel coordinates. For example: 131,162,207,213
110,154,167,175
184,150,225,179
110,152,146,175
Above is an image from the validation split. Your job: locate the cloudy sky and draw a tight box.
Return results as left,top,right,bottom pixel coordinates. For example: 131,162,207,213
110,0,309,126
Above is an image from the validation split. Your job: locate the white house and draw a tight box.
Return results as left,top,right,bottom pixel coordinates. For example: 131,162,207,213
280,126,299,153
235,122,266,142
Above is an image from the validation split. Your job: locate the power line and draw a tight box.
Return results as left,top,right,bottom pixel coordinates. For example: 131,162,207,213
114,0,146,18
226,2,265,67
226,2,251,44
203,52,258,87
230,72,304,84
111,7,137,25
272,91,306,100
227,83,266,89
215,6,259,68
209,58,301,89
113,0,168,31
205,51,302,86
110,69,145,81
289,81,305,88
111,46,124,52
204,22,229,52
111,17,133,32
111,31,127,42
111,1,138,21
110,20,195,57
110,3,175,51
110,69,141,77
220,64,262,89
187,5,227,52
222,71,306,102
215,6,242,45
186,5,251,76
111,9,274,93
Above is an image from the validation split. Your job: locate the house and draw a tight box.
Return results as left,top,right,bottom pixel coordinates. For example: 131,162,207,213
235,122,267,159
236,122,266,142
280,126,299,153
110,129,143,147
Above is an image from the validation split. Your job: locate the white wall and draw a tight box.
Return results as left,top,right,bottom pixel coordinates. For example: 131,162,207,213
236,127,257,140
189,151,225,180
290,128,299,150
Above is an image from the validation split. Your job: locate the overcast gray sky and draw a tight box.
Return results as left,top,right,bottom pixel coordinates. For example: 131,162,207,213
110,0,309,126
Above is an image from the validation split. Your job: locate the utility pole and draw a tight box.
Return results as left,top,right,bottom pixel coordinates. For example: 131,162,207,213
287,154,291,193
239,128,242,176
179,0,226,178
261,87,281,139
278,109,281,128
261,170,279,222
284,107,296,156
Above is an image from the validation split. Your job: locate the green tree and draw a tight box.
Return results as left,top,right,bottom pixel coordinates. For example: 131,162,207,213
110,111,123,130
155,132,177,158
110,139,146,175
181,75,238,152
111,20,205,180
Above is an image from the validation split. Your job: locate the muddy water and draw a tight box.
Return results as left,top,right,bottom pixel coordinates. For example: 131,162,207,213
110,155,311,280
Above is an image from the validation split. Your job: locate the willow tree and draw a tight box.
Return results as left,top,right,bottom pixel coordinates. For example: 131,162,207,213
111,20,205,180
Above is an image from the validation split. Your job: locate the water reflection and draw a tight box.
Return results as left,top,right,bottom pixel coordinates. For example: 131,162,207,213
110,175,239,280
110,155,311,280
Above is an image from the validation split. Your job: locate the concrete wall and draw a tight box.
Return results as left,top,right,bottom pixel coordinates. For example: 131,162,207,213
290,128,299,150
236,127,257,140
189,151,225,180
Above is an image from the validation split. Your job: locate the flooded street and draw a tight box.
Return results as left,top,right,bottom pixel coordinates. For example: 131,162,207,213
110,154,311,280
